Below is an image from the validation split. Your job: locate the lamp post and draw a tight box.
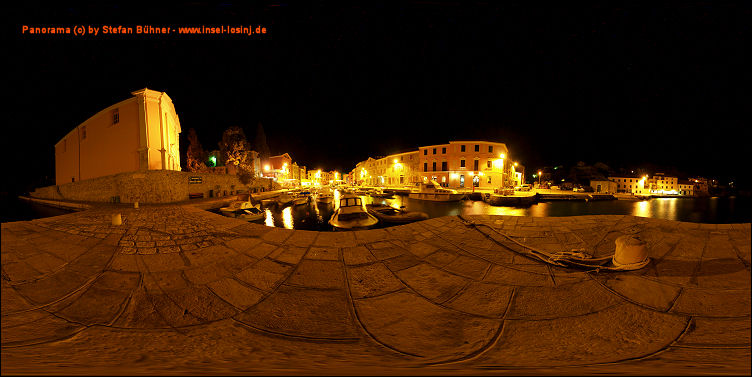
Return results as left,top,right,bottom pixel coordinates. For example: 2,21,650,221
538,170,542,188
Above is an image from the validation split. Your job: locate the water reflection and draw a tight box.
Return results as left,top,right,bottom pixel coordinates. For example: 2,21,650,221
222,191,749,231
282,206,294,229
633,200,651,218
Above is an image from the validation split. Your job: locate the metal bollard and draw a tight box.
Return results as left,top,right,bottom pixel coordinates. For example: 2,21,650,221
111,213,122,226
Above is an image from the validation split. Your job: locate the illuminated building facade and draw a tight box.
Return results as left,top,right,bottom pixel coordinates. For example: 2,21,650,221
266,153,292,181
611,176,649,195
351,141,523,189
55,88,182,185
418,141,520,189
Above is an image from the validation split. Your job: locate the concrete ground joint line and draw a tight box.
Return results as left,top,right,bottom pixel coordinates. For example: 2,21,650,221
664,287,684,313
135,255,190,336
341,262,424,359
585,272,691,316
424,287,516,367
230,317,360,343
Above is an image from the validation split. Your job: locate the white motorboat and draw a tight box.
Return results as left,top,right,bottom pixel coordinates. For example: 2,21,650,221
219,200,256,216
219,201,264,221
276,192,295,206
316,189,334,204
328,194,379,230
293,191,311,206
408,180,465,201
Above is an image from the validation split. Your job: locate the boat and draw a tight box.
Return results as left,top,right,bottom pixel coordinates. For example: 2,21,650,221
293,191,311,206
328,194,379,230
276,192,295,206
219,201,265,221
408,181,466,201
316,189,334,204
366,204,428,223
483,192,538,206
219,200,256,216
369,188,394,198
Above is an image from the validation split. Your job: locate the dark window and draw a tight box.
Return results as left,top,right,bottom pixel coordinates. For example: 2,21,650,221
433,148,436,154
441,161,447,171
474,144,479,152
113,109,119,124
461,145,466,152
460,159,465,168
432,162,436,171
442,147,446,154
424,149,427,155
423,163,427,172
81,126,86,140
488,146,493,153
473,160,479,171
487,160,491,168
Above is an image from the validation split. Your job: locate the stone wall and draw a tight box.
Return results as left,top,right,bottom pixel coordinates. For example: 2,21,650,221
31,170,280,203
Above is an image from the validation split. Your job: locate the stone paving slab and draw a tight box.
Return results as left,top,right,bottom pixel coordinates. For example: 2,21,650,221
2,203,750,375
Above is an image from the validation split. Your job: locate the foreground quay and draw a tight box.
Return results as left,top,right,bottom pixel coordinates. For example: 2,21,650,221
1,201,750,375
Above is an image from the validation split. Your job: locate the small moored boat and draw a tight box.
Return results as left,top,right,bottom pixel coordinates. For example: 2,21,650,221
316,189,334,204
366,204,428,224
219,201,265,221
408,181,465,201
328,194,379,230
293,191,311,206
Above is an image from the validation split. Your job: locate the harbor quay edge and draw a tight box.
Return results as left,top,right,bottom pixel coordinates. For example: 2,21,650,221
2,201,750,375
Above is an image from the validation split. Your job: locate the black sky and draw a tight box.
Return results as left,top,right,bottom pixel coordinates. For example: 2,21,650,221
6,1,749,193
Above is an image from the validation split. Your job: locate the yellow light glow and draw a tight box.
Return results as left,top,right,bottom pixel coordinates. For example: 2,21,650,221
394,159,398,163
500,153,505,159
479,172,484,176
264,165,270,171
514,162,518,167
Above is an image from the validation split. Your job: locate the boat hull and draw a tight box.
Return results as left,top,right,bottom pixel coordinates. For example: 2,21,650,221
408,192,465,201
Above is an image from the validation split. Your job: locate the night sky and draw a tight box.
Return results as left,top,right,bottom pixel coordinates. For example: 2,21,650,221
6,2,748,193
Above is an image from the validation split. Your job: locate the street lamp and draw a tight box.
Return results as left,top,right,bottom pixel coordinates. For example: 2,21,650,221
538,170,542,188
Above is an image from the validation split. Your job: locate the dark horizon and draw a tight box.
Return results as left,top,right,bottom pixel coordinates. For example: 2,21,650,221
6,2,748,193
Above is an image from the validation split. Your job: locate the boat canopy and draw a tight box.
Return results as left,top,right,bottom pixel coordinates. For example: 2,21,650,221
340,197,362,207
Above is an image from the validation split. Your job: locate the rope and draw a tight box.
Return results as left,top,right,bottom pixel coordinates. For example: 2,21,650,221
456,215,649,272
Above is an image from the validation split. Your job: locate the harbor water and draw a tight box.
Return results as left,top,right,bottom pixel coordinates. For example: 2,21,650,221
213,190,751,231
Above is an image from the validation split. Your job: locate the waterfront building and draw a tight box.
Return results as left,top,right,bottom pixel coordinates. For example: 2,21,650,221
267,153,292,181
350,141,522,189
590,179,617,194
418,141,519,190
610,175,649,195
647,173,678,194
55,88,182,185
678,181,694,196
690,177,710,196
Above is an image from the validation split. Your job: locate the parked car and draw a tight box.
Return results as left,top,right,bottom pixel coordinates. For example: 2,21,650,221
550,185,560,190
516,184,531,191
573,186,584,192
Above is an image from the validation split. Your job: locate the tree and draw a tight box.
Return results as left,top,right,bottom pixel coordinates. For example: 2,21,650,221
219,126,251,167
254,122,271,161
219,126,255,183
185,128,207,172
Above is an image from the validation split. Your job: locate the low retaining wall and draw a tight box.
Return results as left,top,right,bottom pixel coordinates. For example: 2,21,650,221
30,170,280,203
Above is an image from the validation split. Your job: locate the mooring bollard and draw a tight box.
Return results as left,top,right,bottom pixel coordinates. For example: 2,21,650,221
111,213,122,226
612,234,650,269
134,201,139,209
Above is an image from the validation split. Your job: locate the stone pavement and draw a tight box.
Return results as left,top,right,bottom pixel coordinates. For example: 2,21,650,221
1,204,750,375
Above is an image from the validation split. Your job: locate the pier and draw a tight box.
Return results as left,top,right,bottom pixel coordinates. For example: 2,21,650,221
2,199,749,375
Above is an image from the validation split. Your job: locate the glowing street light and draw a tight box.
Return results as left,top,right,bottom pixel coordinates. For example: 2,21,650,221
538,170,542,187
